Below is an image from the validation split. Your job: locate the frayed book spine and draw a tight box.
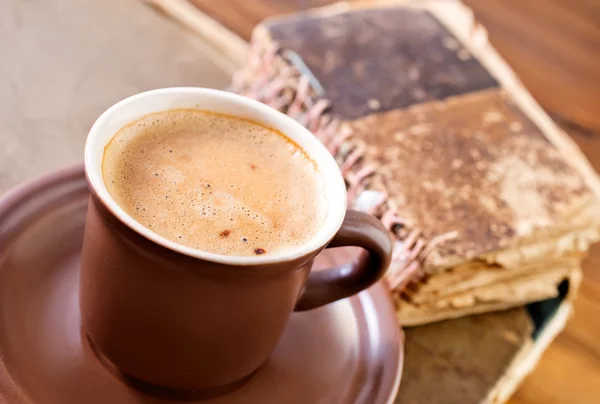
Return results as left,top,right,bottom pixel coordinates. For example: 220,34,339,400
232,41,457,293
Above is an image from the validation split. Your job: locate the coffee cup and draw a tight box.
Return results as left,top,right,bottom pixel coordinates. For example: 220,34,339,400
81,88,392,391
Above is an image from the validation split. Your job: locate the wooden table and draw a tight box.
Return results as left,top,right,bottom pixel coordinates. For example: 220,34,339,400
188,1,600,403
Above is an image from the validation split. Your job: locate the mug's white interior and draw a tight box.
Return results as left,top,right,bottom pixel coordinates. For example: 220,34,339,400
85,88,347,265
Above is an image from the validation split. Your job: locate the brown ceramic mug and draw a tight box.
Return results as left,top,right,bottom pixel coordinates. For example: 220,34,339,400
81,88,393,391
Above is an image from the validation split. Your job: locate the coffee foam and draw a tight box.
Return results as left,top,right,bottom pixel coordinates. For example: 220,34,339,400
102,109,327,256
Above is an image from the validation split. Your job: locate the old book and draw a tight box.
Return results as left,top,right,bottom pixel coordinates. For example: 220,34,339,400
399,289,576,404
228,0,600,326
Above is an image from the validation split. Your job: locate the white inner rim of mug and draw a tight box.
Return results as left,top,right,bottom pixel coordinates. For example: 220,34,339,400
84,88,347,265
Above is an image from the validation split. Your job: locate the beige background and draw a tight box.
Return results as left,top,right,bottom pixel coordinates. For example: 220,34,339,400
0,0,232,193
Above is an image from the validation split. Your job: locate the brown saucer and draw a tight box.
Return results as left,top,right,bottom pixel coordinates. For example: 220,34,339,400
0,165,403,404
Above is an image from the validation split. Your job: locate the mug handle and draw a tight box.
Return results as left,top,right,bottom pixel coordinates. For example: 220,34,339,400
294,210,393,311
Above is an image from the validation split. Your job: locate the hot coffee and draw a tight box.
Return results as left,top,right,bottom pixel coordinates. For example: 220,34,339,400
83,89,391,391
102,109,327,256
